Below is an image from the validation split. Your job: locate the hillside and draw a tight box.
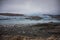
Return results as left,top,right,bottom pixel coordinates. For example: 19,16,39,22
0,13,24,16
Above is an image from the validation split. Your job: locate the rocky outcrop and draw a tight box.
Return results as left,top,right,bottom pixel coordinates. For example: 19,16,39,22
0,22,60,40
25,16,42,20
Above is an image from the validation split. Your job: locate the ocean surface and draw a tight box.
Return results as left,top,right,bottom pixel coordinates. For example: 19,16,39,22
0,15,60,24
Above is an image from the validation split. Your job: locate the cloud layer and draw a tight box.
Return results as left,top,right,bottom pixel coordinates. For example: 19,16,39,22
0,0,59,14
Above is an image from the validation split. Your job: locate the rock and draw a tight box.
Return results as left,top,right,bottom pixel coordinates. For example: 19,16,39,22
25,16,42,20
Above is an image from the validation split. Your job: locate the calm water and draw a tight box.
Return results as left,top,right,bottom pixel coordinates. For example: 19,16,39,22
0,15,60,24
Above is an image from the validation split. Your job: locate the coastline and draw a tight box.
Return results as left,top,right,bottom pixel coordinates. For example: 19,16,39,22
0,22,60,40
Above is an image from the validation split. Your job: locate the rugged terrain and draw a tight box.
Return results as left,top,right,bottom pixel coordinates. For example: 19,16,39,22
0,22,60,40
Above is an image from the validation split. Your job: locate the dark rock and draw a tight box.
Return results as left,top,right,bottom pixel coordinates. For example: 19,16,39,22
25,16,42,20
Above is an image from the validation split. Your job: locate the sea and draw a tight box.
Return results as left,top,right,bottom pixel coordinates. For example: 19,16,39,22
0,15,60,25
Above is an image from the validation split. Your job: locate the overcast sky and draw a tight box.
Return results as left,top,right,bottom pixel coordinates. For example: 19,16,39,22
0,0,59,14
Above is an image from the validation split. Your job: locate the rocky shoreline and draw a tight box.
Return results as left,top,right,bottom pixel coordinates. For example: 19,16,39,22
0,22,60,40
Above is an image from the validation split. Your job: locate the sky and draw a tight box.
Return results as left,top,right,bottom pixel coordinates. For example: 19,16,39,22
0,0,59,14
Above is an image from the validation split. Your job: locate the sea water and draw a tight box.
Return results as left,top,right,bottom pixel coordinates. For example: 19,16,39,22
0,15,60,24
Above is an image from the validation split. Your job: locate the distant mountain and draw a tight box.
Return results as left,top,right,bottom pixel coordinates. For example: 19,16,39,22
0,13,24,16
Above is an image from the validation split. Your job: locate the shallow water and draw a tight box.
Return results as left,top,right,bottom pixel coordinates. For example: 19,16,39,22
0,15,60,24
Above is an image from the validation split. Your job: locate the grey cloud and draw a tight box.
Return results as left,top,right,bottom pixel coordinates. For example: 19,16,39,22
0,0,59,14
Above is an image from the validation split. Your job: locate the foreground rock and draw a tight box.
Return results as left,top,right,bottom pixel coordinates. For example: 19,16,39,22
1,35,60,40
0,22,60,40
